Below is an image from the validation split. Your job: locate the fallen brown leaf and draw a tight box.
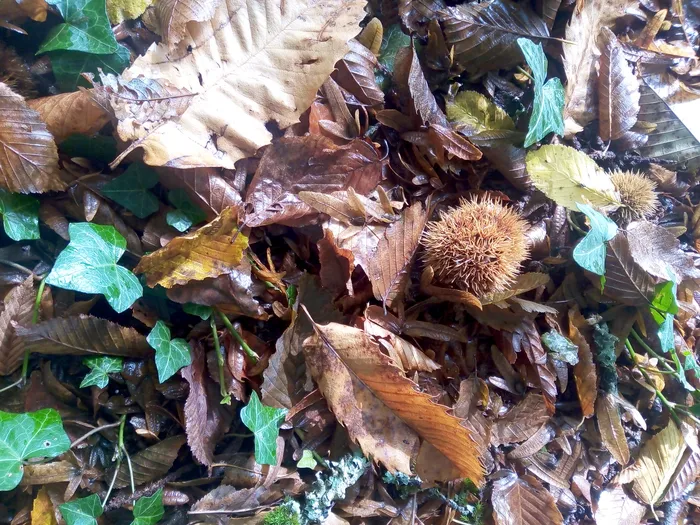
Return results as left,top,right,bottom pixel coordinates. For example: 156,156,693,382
594,485,646,525
492,392,549,446
596,392,630,465
0,276,34,376
569,307,597,418
491,471,563,525
28,91,109,144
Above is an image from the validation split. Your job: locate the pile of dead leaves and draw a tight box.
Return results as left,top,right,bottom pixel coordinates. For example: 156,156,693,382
1,0,700,523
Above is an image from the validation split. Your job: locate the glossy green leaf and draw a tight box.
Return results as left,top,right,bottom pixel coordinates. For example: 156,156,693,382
39,0,119,55
166,189,207,232
297,449,317,469
376,24,410,90
80,356,123,388
59,495,103,525
51,44,130,91
541,330,579,365
657,313,675,353
147,320,191,383
183,303,213,320
0,409,71,491
651,281,679,318
131,488,164,525
0,189,40,241
240,391,288,465
517,38,564,147
45,223,143,313
572,204,618,275
102,163,160,219
60,134,117,163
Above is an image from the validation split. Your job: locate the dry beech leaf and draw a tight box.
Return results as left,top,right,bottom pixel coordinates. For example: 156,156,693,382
191,485,266,515
157,168,242,221
119,0,366,168
491,471,563,525
364,319,440,373
594,485,646,525
335,39,384,107
135,207,248,288
601,232,656,306
244,136,384,227
569,308,597,418
28,91,109,144
318,230,354,297
0,83,65,194
154,0,225,48
368,202,428,310
0,276,34,376
453,377,493,465
15,315,151,357
302,318,484,484
491,392,549,446
597,27,640,142
181,342,232,466
480,272,550,305
663,450,700,502
632,420,686,505
113,435,186,488
596,392,630,465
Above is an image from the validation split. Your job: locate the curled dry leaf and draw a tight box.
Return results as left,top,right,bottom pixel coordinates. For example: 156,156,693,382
14,315,151,357
453,377,493,465
0,276,34,376
596,392,630,465
135,207,248,288
368,202,427,310
119,0,366,168
601,232,656,306
28,91,109,144
0,83,64,194
569,308,597,418
594,485,646,525
491,392,549,446
335,39,385,107
364,319,440,373
113,435,185,488
597,27,640,142
491,471,563,525
303,318,484,484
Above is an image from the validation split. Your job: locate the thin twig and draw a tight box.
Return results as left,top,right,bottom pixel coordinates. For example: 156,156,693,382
70,420,121,449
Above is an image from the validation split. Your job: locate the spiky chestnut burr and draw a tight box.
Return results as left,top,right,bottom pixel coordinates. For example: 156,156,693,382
421,197,529,298
0,43,36,99
610,170,659,222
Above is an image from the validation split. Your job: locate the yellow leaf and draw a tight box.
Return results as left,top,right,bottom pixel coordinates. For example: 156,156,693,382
115,0,366,168
31,487,57,525
525,144,621,211
106,0,154,23
135,207,248,288
356,17,383,56
632,420,686,505
446,91,515,135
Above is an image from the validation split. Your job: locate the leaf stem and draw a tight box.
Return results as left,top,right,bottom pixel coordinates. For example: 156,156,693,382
216,310,259,363
0,259,34,276
516,66,535,83
70,420,122,449
211,317,231,405
630,329,677,373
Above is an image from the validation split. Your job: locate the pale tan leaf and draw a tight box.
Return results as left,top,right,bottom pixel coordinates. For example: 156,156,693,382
154,0,224,48
28,91,110,144
120,0,366,168
0,83,65,193
368,202,427,310
492,471,563,525
525,144,621,211
632,420,686,505
492,392,550,446
0,276,34,376
303,319,484,484
454,377,493,466
569,308,597,418
594,485,646,525
135,207,248,288
596,392,630,465
480,272,550,305
324,218,384,274
14,315,151,357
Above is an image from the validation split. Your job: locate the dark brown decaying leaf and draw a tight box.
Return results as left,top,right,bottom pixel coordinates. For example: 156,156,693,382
597,27,640,142
181,342,233,466
594,485,646,525
569,308,597,418
399,0,446,33
491,392,549,446
244,136,384,227
491,471,563,525
393,45,446,128
663,450,700,502
14,315,151,357
601,232,656,306
335,39,384,107
368,202,427,309
0,276,34,376
0,83,65,193
318,230,354,297
441,0,550,73
303,319,484,484
113,436,185,488
596,392,630,465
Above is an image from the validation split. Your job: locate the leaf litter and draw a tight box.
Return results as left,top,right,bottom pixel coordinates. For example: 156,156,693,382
1,0,700,523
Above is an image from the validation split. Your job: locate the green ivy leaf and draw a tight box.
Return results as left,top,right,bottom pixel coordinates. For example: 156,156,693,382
80,356,123,388
297,449,317,469
39,0,119,55
376,24,410,90
45,223,143,313
51,44,130,91
147,320,192,383
240,391,288,465
517,38,565,148
182,303,213,320
657,313,675,353
0,409,71,491
102,163,160,219
60,134,117,163
59,494,103,525
651,280,679,319
541,330,579,365
572,204,617,275
166,189,206,232
131,488,164,525
0,189,40,241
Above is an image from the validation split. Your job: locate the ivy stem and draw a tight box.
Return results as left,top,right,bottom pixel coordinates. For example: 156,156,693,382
216,310,259,363
516,66,535,83
630,329,678,373
211,317,231,405
567,210,587,236
70,420,122,449
102,415,127,508
0,259,34,276
118,414,135,493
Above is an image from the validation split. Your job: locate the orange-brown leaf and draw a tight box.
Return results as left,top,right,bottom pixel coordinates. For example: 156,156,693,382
28,90,109,143
492,472,563,525
492,392,549,446
0,275,34,376
569,307,597,417
135,207,248,288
